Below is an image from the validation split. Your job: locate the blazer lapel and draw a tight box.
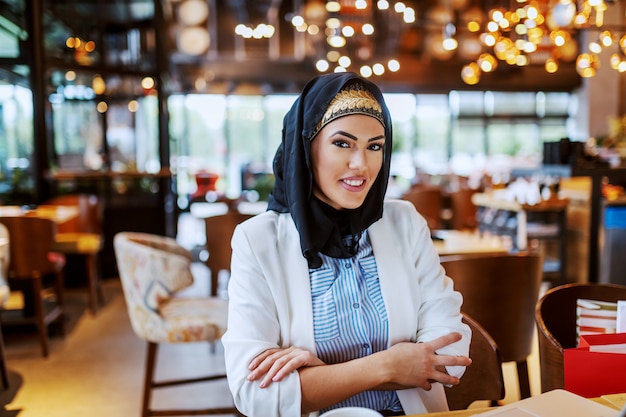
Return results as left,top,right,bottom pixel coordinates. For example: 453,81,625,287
276,214,317,351
369,217,418,344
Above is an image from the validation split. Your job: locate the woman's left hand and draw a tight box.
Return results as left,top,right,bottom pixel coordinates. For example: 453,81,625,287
247,346,325,388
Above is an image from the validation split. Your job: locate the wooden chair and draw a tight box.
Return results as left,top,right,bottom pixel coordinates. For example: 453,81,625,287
440,253,543,400
448,188,478,231
204,211,253,297
0,223,11,388
114,232,239,417
0,216,65,357
400,185,444,230
535,282,626,393
445,313,505,410
45,194,105,315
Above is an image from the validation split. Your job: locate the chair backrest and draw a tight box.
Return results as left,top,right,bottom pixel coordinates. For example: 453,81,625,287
440,253,543,364
446,313,505,410
535,282,626,393
0,216,58,279
448,188,478,231
400,185,444,230
45,194,103,234
204,211,253,296
113,231,195,342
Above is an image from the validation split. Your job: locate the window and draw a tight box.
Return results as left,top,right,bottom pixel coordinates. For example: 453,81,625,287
0,80,34,203
168,89,576,207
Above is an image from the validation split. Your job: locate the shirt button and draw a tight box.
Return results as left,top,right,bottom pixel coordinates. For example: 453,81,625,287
363,344,370,350
345,262,351,268
353,302,360,309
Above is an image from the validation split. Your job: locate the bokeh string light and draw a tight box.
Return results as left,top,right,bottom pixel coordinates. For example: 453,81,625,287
290,0,415,78
448,0,626,85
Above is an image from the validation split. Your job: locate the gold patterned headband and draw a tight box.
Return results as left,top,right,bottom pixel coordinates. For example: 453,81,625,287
310,83,385,140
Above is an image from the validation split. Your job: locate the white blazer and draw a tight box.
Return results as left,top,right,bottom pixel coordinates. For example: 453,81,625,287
222,199,470,417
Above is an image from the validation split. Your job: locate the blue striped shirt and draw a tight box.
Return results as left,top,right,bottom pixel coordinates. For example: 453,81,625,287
309,232,402,413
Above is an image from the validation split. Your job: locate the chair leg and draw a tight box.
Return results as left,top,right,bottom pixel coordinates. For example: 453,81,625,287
86,253,100,315
95,254,105,305
517,359,531,399
0,315,9,389
143,342,158,417
32,274,49,358
54,270,66,337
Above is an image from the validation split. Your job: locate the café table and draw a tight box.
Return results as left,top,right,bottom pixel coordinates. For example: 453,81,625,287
471,192,569,284
432,229,511,257
0,205,78,225
405,394,621,416
0,204,103,314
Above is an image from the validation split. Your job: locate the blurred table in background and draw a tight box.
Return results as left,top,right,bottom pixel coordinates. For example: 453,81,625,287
0,205,78,225
432,230,511,257
472,192,569,285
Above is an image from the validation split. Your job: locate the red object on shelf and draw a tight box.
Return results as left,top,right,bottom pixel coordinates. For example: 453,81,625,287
191,171,219,200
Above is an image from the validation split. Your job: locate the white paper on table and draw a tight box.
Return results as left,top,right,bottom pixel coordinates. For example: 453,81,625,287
588,343,626,354
617,300,626,333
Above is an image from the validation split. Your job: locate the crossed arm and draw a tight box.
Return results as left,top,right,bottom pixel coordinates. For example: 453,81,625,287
246,332,472,414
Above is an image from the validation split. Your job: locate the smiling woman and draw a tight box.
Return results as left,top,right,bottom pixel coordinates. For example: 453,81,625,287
222,72,471,417
310,114,385,210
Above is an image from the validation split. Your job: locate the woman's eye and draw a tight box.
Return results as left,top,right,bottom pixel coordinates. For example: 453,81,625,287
368,143,384,151
332,140,350,148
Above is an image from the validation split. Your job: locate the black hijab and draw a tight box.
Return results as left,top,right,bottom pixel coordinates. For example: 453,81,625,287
267,72,393,268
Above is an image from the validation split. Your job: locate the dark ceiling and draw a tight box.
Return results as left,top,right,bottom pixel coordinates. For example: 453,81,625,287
3,0,604,93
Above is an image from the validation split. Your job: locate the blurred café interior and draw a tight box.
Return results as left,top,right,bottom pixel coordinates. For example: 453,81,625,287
1,0,626,416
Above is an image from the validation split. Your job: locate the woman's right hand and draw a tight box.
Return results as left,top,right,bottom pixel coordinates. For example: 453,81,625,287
247,346,325,388
381,332,472,391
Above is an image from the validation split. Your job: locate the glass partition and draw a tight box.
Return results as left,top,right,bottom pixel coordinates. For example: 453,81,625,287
0,0,33,204
0,79,34,204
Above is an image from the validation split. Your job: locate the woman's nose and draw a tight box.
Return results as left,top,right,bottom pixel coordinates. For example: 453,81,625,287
348,149,366,169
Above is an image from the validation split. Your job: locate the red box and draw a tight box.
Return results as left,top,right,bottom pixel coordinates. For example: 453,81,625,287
564,332,626,398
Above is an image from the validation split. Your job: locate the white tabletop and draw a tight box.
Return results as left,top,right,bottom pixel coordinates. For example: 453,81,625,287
190,201,267,218
432,230,511,257
0,205,78,224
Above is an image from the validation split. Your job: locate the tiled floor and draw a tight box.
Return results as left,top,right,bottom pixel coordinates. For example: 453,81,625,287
0,214,544,416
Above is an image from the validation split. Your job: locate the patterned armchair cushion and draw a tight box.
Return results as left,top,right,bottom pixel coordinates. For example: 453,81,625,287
159,297,228,342
114,232,227,343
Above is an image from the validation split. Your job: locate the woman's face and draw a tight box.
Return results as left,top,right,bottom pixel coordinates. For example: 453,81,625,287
310,114,386,210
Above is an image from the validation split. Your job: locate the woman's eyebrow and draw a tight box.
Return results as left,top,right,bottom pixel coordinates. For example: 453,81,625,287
331,130,385,142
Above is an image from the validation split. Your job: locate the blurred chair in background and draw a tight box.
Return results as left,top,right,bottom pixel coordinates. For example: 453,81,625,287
440,252,543,400
204,211,253,297
445,313,505,410
535,282,626,393
448,188,478,231
114,232,238,417
400,185,444,230
46,194,105,315
0,217,65,357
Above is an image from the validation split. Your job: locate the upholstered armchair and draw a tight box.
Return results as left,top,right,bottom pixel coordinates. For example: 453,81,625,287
113,231,238,416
